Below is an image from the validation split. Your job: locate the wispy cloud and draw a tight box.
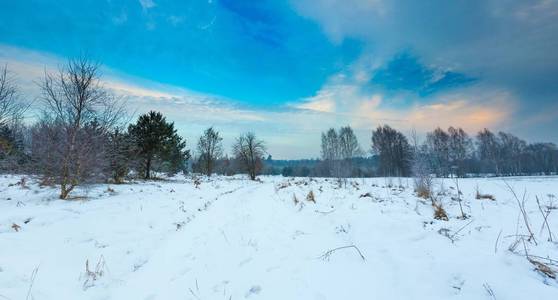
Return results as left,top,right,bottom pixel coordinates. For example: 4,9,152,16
167,15,185,26
112,12,128,25
291,0,558,142
287,62,517,138
139,0,156,10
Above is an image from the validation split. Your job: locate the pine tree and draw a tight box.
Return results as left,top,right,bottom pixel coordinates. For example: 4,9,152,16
128,111,189,179
162,134,189,176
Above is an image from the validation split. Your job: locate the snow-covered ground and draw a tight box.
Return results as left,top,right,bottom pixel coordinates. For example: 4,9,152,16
1,174,557,299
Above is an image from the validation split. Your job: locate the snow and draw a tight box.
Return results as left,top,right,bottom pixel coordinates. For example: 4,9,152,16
1,174,557,299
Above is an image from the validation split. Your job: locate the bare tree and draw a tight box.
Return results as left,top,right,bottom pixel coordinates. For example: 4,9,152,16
321,128,340,177
0,65,27,126
0,65,29,170
321,128,339,161
410,128,433,198
523,143,558,175
426,127,450,177
338,125,362,178
476,128,500,175
30,119,62,181
197,126,223,177
498,131,526,175
371,125,411,177
448,126,473,177
232,132,266,180
338,126,361,159
37,57,124,198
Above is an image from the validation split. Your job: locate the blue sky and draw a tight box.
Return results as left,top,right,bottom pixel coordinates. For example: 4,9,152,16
1,0,557,158
0,0,362,105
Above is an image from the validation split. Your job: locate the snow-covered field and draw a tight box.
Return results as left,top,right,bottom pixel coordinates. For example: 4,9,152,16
1,174,557,299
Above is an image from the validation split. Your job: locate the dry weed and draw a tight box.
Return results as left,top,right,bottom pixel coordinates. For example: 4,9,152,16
306,190,316,203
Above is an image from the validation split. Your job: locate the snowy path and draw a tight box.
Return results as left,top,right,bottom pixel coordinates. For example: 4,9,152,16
1,175,557,299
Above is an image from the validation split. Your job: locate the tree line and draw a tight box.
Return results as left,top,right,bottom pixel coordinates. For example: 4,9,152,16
1,58,557,199
0,59,266,198
239,123,557,179
312,124,557,178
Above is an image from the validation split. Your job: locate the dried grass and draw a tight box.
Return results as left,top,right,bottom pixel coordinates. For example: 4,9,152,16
475,186,495,200
529,258,556,279
306,190,316,203
433,202,449,221
416,185,431,199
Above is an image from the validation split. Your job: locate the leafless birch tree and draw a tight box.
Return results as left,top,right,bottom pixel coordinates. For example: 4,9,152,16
36,57,125,198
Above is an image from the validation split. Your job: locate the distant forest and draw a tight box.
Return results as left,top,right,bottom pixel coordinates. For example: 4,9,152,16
208,125,558,179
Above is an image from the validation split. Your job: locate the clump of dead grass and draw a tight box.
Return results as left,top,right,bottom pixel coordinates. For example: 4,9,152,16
82,256,107,290
433,202,449,221
475,186,495,201
416,185,431,199
359,192,372,198
528,258,556,279
306,190,316,203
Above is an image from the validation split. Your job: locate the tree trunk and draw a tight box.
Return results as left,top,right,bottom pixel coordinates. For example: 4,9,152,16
145,156,151,179
60,182,74,199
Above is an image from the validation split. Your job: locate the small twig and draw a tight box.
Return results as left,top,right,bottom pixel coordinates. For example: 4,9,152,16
494,229,502,254
504,234,532,239
453,177,467,219
521,238,530,259
450,219,475,240
314,209,335,215
483,283,496,300
319,245,366,261
220,229,231,245
26,265,40,300
536,196,553,242
189,288,201,300
526,254,558,266
504,181,536,245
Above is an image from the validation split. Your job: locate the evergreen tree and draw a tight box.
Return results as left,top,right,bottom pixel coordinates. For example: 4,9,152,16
162,134,189,175
128,111,189,179
0,124,17,158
